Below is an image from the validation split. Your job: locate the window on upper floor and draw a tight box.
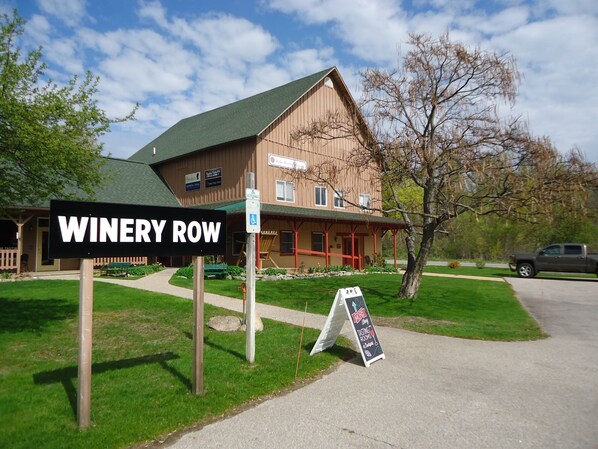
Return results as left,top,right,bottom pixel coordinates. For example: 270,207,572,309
276,180,295,203
359,194,372,210
333,190,345,208
280,230,294,254
315,186,327,207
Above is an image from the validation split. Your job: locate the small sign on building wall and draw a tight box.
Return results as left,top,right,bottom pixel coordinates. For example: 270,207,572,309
185,172,201,191
205,167,222,187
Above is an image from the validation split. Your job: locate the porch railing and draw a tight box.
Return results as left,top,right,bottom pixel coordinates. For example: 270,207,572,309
93,257,148,267
0,249,18,271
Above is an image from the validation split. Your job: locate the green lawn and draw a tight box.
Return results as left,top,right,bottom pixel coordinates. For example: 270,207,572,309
0,281,351,449
171,273,545,341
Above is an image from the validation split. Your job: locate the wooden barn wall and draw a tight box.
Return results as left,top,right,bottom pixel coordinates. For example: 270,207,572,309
156,140,257,207
256,78,382,215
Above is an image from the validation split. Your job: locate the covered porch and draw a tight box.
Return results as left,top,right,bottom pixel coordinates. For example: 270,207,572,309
207,201,405,271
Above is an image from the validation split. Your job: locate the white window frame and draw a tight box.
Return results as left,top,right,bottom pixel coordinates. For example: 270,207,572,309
276,180,295,203
315,186,327,207
333,190,345,209
359,193,372,210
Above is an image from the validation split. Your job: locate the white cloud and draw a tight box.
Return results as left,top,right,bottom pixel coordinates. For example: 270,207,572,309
267,0,408,63
491,14,598,156
281,47,337,77
36,0,86,26
78,28,198,101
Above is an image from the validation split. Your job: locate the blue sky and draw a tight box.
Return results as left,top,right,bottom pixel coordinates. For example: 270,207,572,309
7,0,598,162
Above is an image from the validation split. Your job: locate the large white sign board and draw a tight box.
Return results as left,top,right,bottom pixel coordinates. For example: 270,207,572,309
310,287,385,368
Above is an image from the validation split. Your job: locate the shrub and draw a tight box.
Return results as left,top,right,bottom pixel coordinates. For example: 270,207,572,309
475,260,486,269
127,264,164,276
372,252,386,267
226,265,245,277
448,260,461,269
174,264,194,278
263,268,287,276
365,265,397,273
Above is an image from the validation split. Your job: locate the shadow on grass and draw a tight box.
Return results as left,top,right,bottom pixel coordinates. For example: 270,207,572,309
0,297,78,334
33,352,184,418
303,341,360,365
184,330,246,361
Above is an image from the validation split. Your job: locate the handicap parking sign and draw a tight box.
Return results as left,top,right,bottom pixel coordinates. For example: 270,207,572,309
245,198,260,233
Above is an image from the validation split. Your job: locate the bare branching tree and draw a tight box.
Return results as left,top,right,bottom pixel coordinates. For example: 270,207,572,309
291,33,597,299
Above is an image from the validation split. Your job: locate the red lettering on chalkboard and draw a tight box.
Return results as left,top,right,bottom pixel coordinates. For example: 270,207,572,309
352,308,367,324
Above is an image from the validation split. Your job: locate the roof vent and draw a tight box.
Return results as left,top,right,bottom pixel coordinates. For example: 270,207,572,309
324,77,333,89
152,147,156,156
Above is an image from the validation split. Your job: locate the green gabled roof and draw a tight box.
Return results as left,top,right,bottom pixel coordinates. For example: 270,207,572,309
196,201,404,228
129,68,335,165
11,157,180,209
95,158,179,206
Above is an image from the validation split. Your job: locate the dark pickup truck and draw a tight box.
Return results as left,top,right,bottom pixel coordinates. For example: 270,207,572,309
509,243,598,278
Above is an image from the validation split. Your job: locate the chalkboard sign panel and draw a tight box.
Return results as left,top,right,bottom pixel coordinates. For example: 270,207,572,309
310,287,385,367
343,292,384,365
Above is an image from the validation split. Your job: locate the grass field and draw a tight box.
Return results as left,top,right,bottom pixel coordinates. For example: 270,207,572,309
171,272,545,341
0,281,351,449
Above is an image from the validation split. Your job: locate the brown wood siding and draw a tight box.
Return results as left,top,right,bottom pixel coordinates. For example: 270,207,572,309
156,139,257,206
256,78,382,215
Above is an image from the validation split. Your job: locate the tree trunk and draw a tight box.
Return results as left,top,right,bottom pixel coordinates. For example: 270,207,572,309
398,224,435,300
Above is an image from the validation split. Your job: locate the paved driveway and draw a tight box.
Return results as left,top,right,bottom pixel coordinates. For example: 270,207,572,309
161,277,598,449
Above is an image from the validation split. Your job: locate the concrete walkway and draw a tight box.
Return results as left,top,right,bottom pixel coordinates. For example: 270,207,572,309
48,268,341,332
47,269,598,449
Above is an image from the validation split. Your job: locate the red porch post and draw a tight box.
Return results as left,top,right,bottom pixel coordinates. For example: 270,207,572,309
288,220,303,269
322,223,333,268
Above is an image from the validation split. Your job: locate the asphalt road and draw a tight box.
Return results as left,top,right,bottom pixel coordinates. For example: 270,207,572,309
158,276,598,449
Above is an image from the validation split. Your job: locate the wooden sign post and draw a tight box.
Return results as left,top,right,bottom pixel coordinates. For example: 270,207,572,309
77,258,94,428
310,287,385,367
192,256,205,395
49,200,226,428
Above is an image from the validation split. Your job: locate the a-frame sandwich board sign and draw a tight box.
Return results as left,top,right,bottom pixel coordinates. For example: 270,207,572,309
310,287,385,367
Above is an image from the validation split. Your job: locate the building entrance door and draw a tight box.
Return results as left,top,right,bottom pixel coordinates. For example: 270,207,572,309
36,218,59,271
342,237,360,269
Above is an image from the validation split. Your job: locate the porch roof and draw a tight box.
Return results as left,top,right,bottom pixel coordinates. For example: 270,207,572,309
197,201,405,228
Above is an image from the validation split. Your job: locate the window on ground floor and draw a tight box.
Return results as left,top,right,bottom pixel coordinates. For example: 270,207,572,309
311,232,325,253
280,230,294,255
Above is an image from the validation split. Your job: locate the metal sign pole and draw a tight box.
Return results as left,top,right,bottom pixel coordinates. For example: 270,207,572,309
245,173,257,363
78,258,94,429
192,255,205,395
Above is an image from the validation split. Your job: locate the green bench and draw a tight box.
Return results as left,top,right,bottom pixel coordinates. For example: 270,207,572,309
100,262,132,277
204,263,228,279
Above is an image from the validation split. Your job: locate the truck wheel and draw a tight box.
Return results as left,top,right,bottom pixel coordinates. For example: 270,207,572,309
517,263,535,278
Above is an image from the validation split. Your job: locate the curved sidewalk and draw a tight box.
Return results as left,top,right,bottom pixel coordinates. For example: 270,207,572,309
55,268,342,332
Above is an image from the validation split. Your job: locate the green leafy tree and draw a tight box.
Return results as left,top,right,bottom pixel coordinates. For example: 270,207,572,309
0,10,134,211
